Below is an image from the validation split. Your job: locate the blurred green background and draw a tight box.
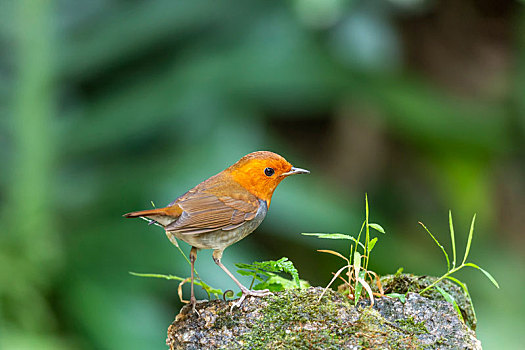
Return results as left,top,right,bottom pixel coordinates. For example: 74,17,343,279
2,0,524,348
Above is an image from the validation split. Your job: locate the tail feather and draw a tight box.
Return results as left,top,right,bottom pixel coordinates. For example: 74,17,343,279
123,205,182,219
123,208,163,218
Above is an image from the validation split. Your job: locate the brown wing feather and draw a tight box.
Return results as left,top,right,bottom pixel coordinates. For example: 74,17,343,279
165,181,260,235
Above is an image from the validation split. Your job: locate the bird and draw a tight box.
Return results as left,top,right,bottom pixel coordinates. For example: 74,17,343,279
123,151,309,312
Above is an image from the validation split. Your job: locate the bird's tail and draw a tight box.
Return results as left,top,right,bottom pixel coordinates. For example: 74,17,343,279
123,205,182,219
123,208,163,218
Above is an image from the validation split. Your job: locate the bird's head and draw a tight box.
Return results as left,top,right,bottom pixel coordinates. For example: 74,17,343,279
226,151,309,205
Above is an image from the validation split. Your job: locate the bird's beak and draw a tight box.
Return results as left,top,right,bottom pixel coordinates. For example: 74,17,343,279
280,166,310,177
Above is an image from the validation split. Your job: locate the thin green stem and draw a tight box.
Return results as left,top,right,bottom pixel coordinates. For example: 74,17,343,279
365,193,370,270
249,268,259,289
354,221,366,258
419,264,464,295
449,210,456,269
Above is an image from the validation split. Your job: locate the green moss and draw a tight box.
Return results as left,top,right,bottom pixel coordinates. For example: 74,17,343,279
237,288,351,349
213,310,237,329
357,307,385,332
228,288,423,349
396,316,429,335
199,286,463,349
353,307,419,349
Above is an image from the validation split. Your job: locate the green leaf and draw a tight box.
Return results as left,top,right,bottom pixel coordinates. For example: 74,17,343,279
445,276,477,324
357,275,375,306
419,221,450,271
129,272,223,296
235,257,301,289
462,214,476,265
365,193,369,224
303,233,366,249
464,262,500,288
445,276,469,295
367,237,378,254
387,293,406,303
353,252,363,305
368,223,385,234
449,210,456,268
354,270,366,305
234,262,256,270
435,285,464,323
236,269,267,280
353,251,362,280
302,232,355,240
254,275,311,292
365,194,370,259
129,272,183,281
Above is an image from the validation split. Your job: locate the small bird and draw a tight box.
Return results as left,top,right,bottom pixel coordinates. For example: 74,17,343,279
124,151,309,311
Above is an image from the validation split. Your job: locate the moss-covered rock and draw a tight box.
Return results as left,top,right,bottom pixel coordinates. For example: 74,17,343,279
167,283,481,349
377,273,477,330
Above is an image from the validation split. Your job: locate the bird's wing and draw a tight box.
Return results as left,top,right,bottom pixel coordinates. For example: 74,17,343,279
165,187,260,235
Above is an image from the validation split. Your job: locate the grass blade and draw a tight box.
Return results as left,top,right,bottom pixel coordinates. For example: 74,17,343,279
353,252,362,305
367,237,378,255
445,276,477,324
130,272,183,281
317,249,350,264
386,293,406,303
461,214,476,265
319,265,348,302
130,272,223,297
419,221,450,271
354,270,366,305
365,193,369,226
357,276,375,306
449,210,456,268
365,194,370,245
354,220,366,257
445,276,469,295
435,285,464,323
302,233,356,241
365,194,370,269
353,251,362,281
464,263,500,288
303,233,366,250
368,223,385,234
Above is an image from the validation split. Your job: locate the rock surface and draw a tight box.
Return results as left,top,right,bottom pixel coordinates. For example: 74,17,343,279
167,284,481,349
377,273,477,331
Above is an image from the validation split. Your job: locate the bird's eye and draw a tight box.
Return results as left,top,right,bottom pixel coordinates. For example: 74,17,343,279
264,167,275,177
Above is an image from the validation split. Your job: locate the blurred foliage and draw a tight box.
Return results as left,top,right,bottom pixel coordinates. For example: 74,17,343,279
1,0,524,349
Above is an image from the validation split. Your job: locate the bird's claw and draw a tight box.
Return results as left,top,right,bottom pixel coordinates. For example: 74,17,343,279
191,303,201,317
185,297,207,317
230,288,273,312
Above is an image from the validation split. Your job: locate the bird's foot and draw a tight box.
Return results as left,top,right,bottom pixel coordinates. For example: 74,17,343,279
230,288,273,311
183,296,206,317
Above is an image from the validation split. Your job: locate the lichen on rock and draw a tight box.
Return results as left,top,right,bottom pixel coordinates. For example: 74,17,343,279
167,281,480,349
377,273,477,330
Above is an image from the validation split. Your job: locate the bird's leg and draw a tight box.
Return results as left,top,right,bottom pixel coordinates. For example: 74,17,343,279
189,246,199,314
212,250,273,310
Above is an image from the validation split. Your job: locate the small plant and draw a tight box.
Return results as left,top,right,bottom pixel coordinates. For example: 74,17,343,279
235,257,309,292
418,211,499,317
129,234,225,303
130,271,224,303
302,194,385,305
130,257,306,303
